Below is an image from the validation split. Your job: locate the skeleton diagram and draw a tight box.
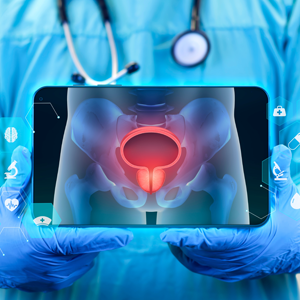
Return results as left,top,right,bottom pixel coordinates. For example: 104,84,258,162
54,88,248,225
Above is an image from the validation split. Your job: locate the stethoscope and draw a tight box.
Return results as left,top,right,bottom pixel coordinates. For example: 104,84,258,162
58,0,210,85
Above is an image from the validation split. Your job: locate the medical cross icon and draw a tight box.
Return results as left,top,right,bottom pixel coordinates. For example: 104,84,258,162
33,216,52,227
273,106,286,118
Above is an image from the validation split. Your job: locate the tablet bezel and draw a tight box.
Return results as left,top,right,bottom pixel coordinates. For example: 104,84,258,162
33,86,270,228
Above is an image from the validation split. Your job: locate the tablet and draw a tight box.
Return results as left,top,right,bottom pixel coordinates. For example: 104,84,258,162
33,86,269,227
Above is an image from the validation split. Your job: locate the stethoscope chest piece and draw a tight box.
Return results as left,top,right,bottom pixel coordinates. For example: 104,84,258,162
172,30,210,67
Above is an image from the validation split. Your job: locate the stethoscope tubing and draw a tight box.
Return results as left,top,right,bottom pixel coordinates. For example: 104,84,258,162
63,21,125,85
59,0,209,84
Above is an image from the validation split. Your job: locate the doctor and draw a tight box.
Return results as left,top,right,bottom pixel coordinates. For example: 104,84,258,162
1,0,300,299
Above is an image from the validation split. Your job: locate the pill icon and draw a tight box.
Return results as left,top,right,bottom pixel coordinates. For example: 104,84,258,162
288,133,300,151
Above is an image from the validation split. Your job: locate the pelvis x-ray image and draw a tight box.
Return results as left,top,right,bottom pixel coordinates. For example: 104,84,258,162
54,87,249,225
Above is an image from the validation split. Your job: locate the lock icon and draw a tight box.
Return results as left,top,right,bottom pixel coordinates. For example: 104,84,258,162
273,106,286,117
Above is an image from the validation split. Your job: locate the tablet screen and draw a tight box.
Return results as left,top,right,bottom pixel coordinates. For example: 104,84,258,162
33,87,269,226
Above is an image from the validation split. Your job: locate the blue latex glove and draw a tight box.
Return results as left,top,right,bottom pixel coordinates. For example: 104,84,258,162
0,146,133,292
161,145,300,282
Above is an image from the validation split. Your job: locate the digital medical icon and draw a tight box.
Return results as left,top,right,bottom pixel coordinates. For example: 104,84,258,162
279,121,300,163
33,216,52,226
4,160,18,179
273,106,286,117
267,97,291,127
0,118,30,154
288,133,300,151
4,127,18,143
290,193,300,210
5,198,19,211
21,203,61,238
273,161,287,181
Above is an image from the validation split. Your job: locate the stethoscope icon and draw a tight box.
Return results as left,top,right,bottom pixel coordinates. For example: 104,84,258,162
288,133,300,151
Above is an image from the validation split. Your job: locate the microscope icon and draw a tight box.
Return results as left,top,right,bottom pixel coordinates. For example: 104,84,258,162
273,161,287,181
4,160,18,180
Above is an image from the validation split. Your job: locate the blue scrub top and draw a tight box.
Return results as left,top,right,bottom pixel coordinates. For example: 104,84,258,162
1,0,300,299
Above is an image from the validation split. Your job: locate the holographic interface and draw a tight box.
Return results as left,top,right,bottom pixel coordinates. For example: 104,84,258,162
33,87,269,226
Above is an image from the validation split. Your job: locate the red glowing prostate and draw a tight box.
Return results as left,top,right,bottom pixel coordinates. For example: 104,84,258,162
120,127,181,194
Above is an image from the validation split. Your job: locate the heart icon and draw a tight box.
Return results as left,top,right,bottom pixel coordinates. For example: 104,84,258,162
5,198,19,212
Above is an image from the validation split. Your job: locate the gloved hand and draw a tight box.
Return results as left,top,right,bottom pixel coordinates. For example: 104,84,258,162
0,146,133,292
161,145,300,281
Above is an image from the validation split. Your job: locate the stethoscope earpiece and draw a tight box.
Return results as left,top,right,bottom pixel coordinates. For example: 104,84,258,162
125,62,140,74
71,73,86,84
172,30,210,67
